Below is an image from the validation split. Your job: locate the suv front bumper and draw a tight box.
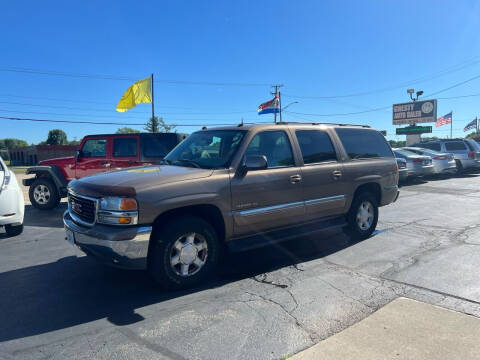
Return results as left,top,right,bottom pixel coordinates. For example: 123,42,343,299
63,211,151,269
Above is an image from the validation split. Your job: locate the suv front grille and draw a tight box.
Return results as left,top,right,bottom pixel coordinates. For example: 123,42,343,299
69,192,97,225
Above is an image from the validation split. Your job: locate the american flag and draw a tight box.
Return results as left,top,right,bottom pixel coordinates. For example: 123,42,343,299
464,117,477,132
435,112,452,127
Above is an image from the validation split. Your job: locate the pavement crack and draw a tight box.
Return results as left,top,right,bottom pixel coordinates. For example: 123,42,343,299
244,290,317,343
252,273,288,289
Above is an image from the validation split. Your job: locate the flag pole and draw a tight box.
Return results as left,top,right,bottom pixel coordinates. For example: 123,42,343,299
151,73,155,121
450,111,453,139
279,92,282,123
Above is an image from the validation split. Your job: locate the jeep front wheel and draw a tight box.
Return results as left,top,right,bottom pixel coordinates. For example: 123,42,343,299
148,216,220,290
29,179,60,210
346,192,378,240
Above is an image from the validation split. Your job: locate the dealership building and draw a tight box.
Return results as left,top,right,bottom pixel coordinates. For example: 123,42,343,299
9,145,77,166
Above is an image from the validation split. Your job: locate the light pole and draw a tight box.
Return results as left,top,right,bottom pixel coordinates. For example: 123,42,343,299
282,101,299,111
280,101,299,123
407,88,423,102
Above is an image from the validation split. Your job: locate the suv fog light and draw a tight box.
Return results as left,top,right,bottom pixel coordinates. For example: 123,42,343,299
97,213,137,225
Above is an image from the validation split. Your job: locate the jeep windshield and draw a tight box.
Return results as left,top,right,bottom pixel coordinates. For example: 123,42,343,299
164,130,246,169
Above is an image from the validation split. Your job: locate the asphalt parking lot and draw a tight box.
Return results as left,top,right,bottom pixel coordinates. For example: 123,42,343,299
1,173,480,360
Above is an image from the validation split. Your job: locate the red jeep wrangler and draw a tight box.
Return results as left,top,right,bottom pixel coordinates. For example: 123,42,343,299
23,132,186,209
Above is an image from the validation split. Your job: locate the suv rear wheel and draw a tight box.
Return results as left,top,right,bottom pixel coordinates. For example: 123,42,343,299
29,178,60,210
148,216,221,290
346,192,378,240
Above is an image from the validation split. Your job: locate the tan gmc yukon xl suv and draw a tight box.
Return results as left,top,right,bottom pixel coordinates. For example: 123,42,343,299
64,123,399,289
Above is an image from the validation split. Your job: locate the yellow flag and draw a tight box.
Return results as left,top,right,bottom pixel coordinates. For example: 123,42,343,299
116,77,152,112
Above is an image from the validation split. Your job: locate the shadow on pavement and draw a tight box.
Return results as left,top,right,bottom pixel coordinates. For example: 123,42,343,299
0,226,363,342
23,203,67,228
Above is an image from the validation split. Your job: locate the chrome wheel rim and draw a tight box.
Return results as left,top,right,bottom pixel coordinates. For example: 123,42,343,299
356,201,374,231
33,184,51,205
170,232,208,277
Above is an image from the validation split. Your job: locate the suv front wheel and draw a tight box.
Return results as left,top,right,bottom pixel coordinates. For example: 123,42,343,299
148,216,221,290
346,192,379,240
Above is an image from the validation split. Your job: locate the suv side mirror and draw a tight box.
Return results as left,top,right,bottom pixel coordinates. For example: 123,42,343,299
76,150,83,162
245,155,268,170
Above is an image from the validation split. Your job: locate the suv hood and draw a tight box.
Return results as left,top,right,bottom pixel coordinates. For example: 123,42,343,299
69,165,214,197
39,156,75,166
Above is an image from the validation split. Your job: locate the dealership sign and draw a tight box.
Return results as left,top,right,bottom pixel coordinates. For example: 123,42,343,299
396,125,432,135
392,99,437,125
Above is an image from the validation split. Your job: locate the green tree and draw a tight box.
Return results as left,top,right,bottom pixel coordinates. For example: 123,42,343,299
46,129,68,145
116,127,140,134
144,116,176,133
0,138,28,149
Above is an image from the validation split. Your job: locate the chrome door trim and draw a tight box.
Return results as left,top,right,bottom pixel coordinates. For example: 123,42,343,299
236,194,345,217
237,200,304,217
304,194,345,205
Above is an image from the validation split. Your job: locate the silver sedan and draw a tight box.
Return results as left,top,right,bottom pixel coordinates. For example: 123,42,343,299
402,147,457,175
393,149,434,178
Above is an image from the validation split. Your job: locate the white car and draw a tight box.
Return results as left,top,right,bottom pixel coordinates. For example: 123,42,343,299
0,157,24,236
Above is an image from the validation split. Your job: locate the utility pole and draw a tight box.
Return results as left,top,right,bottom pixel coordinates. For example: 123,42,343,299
271,84,283,124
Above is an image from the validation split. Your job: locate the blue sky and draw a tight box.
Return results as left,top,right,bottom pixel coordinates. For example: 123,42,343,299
1,0,480,144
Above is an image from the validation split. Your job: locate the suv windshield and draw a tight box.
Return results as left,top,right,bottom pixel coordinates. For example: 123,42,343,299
164,130,246,169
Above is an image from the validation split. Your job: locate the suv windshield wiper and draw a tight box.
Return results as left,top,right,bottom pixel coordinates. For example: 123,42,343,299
171,159,202,168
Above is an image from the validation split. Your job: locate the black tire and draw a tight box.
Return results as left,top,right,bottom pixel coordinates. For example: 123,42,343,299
5,224,23,237
29,178,60,210
148,216,221,290
455,160,464,174
346,192,379,240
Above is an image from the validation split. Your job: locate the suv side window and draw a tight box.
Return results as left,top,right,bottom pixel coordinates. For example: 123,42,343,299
245,130,294,168
445,141,467,151
295,130,337,164
81,139,107,157
335,129,393,159
113,138,137,157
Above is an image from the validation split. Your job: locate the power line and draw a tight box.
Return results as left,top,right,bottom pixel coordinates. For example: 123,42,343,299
0,94,195,109
0,101,255,115
0,108,259,122
283,75,480,117
0,115,266,127
0,66,272,87
282,56,480,99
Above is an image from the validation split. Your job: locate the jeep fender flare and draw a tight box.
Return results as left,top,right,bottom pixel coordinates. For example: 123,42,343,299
23,166,68,197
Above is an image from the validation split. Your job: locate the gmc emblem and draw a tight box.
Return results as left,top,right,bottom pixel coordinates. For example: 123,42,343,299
71,201,82,213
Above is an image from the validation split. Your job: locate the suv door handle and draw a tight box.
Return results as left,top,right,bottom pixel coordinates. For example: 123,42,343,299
290,174,302,184
332,170,342,179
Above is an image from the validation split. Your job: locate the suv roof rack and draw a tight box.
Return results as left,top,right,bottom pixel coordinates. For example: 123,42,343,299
275,121,370,128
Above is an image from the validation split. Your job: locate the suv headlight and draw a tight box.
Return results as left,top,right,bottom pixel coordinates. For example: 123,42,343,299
98,197,138,225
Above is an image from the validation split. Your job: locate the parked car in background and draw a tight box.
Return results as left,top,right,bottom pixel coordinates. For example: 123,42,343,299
412,139,480,173
64,123,399,289
402,147,457,175
23,132,187,210
396,158,408,182
393,149,434,178
0,157,24,237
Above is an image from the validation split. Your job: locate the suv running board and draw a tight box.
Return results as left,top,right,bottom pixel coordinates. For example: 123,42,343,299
227,216,347,253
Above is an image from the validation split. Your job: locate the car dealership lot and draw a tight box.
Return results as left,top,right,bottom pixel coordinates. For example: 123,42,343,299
1,173,480,360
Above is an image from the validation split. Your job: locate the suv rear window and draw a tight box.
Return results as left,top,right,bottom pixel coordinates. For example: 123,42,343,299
143,135,179,158
295,130,336,164
445,141,467,151
335,129,393,159
416,143,441,151
113,138,137,157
